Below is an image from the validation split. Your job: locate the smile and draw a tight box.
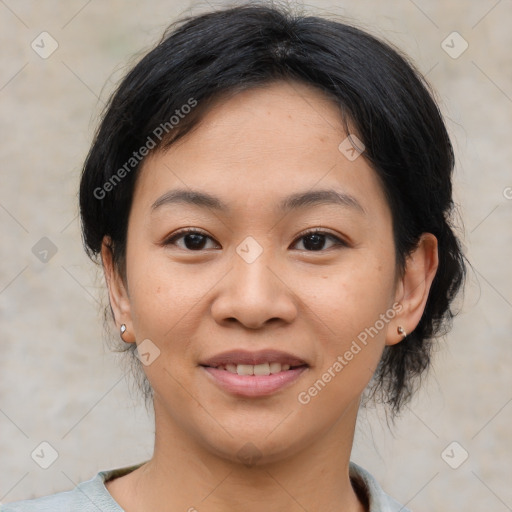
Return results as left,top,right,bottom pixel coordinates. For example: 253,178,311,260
205,362,306,375
201,365,308,397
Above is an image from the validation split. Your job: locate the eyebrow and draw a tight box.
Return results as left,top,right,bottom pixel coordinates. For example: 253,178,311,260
151,188,366,215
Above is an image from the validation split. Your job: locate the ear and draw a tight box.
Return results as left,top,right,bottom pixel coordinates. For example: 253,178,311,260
101,236,136,344
386,233,439,346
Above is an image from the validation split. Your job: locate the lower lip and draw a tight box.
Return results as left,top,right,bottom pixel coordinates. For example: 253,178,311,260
201,366,308,397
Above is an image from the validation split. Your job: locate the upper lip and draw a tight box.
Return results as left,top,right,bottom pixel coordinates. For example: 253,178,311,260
200,349,308,368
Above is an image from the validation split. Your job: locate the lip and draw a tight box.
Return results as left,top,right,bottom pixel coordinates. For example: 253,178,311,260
201,365,308,397
200,349,307,367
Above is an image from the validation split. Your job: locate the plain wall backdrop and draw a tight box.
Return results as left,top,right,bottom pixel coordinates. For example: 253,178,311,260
1,1,511,510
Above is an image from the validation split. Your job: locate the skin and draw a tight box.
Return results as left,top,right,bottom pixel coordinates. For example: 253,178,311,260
101,79,438,512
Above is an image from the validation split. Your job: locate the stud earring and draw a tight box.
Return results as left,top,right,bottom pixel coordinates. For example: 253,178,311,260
397,326,407,338
120,324,127,339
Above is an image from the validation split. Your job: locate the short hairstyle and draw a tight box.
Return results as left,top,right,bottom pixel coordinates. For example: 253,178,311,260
79,2,467,416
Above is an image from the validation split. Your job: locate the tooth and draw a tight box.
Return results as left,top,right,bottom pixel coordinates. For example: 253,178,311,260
225,363,237,374
269,362,282,374
253,363,270,376
225,362,295,375
237,364,254,376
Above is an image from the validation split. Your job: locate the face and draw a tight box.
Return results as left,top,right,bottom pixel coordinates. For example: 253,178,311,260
104,80,436,465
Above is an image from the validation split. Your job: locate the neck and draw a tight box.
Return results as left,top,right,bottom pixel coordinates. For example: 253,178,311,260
113,396,366,512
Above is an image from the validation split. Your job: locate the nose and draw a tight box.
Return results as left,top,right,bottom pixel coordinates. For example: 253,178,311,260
210,241,298,330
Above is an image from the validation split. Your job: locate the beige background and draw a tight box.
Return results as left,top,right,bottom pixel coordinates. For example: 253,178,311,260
1,0,511,510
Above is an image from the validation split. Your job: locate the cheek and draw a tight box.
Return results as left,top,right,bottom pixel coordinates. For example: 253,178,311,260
296,271,393,415
126,248,204,341
303,254,396,386
314,256,395,333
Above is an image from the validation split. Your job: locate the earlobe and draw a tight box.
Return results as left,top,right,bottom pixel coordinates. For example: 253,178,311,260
386,233,439,346
101,236,136,343
119,323,132,344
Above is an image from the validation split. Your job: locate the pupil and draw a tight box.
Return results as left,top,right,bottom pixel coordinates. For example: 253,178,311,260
304,233,325,251
185,234,206,250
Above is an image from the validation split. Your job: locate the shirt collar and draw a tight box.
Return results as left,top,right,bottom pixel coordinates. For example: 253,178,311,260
349,461,411,512
90,460,410,512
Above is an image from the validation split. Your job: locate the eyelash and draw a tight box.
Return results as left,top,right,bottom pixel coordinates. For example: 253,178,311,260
163,227,348,251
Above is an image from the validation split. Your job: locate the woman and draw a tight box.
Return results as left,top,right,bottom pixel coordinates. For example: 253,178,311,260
2,3,466,511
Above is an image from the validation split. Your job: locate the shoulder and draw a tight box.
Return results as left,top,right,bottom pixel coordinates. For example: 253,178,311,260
1,464,145,512
1,473,113,512
1,487,89,512
349,461,412,512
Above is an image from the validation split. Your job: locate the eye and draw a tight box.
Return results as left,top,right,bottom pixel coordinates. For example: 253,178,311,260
163,228,220,251
291,229,348,252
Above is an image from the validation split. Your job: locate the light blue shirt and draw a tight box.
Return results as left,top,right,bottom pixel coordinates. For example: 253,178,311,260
1,461,412,511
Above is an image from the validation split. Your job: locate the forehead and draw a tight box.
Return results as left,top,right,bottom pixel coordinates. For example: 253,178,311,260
133,80,390,225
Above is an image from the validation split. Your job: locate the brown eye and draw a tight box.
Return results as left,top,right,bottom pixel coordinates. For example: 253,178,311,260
292,230,347,252
164,229,220,251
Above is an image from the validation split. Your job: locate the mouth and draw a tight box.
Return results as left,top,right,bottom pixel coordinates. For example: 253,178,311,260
200,361,308,375
199,349,309,397
199,348,308,369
